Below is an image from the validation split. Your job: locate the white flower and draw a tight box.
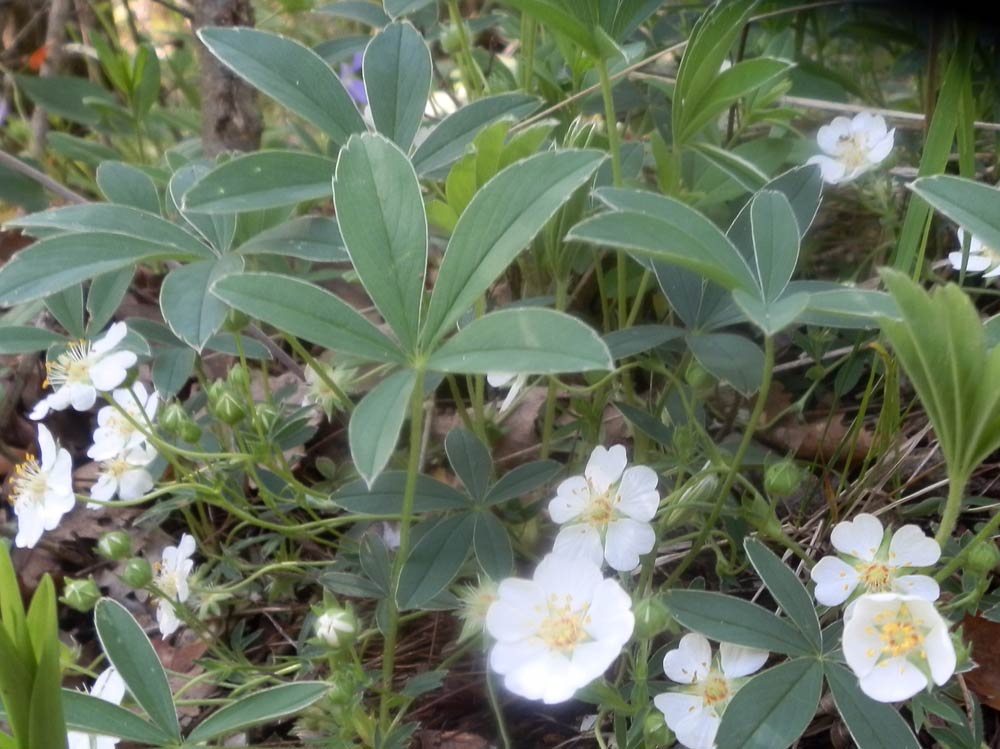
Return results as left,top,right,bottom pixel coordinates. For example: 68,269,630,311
315,609,357,648
155,534,196,637
67,667,126,749
302,363,354,417
810,513,940,608
9,424,75,548
806,112,894,185
88,382,159,461
487,372,527,414
90,446,156,503
486,553,634,704
31,322,137,419
842,593,956,702
548,445,660,572
948,228,1000,278
654,633,768,749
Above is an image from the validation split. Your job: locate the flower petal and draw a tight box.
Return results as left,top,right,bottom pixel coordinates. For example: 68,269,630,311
654,691,706,730
118,468,153,500
858,658,927,702
533,551,604,604
663,632,712,684
584,579,634,644
806,154,847,184
487,580,545,641
585,445,627,493
867,129,894,163
720,642,768,678
830,513,884,561
892,574,939,601
90,352,136,391
91,474,118,501
549,476,590,523
810,555,860,606
816,117,852,153
552,525,606,570
604,517,655,572
888,525,940,567
948,251,993,272
673,705,722,749
616,465,660,521
37,424,56,466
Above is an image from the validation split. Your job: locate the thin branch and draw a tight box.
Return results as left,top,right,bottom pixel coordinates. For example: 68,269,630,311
246,325,306,381
0,148,87,204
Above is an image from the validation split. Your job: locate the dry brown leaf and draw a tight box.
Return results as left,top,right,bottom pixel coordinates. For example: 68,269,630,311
961,614,1000,710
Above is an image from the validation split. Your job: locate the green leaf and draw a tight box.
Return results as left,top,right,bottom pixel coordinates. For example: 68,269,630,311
571,189,759,293
604,325,685,359
716,658,822,749
152,347,196,398
748,190,800,301
63,691,174,745
791,285,899,329
48,133,117,167
664,590,813,656
422,149,604,346
335,134,427,352
44,284,85,338
428,308,612,374
500,0,598,57
744,539,821,651
183,151,338,213
14,74,115,126
383,0,436,18
97,161,160,214
94,598,180,741
0,327,65,355
27,595,66,749
824,662,921,749
398,514,475,609
236,216,347,262
687,332,764,396
197,27,366,145
349,369,417,486
614,401,674,446
8,204,210,258
332,471,472,514
364,22,431,151
484,460,562,505
411,93,540,177
445,428,492,500
909,175,1000,257
160,256,242,351
732,290,809,336
0,626,32,746
169,163,236,253
211,272,405,364
187,683,328,743
87,268,134,332
473,511,514,578
0,232,206,305
316,2,391,26
0,543,29,656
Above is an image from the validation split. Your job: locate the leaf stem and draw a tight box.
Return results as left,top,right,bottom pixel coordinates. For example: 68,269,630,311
936,474,968,547
379,367,427,732
665,336,776,587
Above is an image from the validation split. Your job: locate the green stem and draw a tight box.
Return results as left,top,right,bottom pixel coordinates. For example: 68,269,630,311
447,0,487,97
519,12,536,93
596,55,627,331
936,475,968,547
486,668,513,749
935,507,1000,582
379,367,427,732
665,336,776,587
540,377,558,460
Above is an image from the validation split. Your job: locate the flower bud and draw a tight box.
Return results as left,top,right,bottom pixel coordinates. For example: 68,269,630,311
457,578,499,642
440,25,463,55
965,541,1000,576
684,360,715,392
315,607,357,649
227,366,250,391
180,421,203,443
643,710,674,748
160,403,188,437
121,557,153,589
211,388,247,426
96,531,132,561
746,495,784,541
632,595,674,640
765,460,803,498
61,577,101,613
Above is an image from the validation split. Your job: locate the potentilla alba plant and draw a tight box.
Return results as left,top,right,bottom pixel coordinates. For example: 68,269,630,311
549,445,660,571
154,533,196,637
8,424,74,548
88,382,159,461
90,446,156,502
810,513,940,608
654,633,768,749
842,593,956,702
67,667,126,749
485,553,634,704
30,322,137,419
948,228,1000,277
806,112,894,185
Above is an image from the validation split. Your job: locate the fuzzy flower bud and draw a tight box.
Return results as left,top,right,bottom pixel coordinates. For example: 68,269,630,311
61,577,101,612
96,530,132,561
121,557,153,589
315,607,357,649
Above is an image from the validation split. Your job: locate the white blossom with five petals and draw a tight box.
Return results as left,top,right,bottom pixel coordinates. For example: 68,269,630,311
90,446,156,503
486,553,634,704
549,445,660,572
88,382,159,461
806,112,894,185
810,513,940,609
155,534,196,637
67,667,126,749
8,424,75,548
654,633,768,749
30,322,137,419
842,593,956,702
948,228,1000,278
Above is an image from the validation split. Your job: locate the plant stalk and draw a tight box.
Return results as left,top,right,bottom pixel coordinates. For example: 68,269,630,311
936,474,969,547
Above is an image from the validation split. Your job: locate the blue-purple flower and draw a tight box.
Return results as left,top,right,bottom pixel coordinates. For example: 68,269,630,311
339,52,367,107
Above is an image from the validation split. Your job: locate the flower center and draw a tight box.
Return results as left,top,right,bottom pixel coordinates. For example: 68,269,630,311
8,454,47,505
865,604,928,662
857,563,893,592
154,564,181,599
538,594,591,654
104,458,131,480
583,487,616,529
44,340,94,388
699,673,730,706
836,134,870,171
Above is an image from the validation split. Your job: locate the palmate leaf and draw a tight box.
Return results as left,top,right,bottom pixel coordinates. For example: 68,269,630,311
363,21,431,151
